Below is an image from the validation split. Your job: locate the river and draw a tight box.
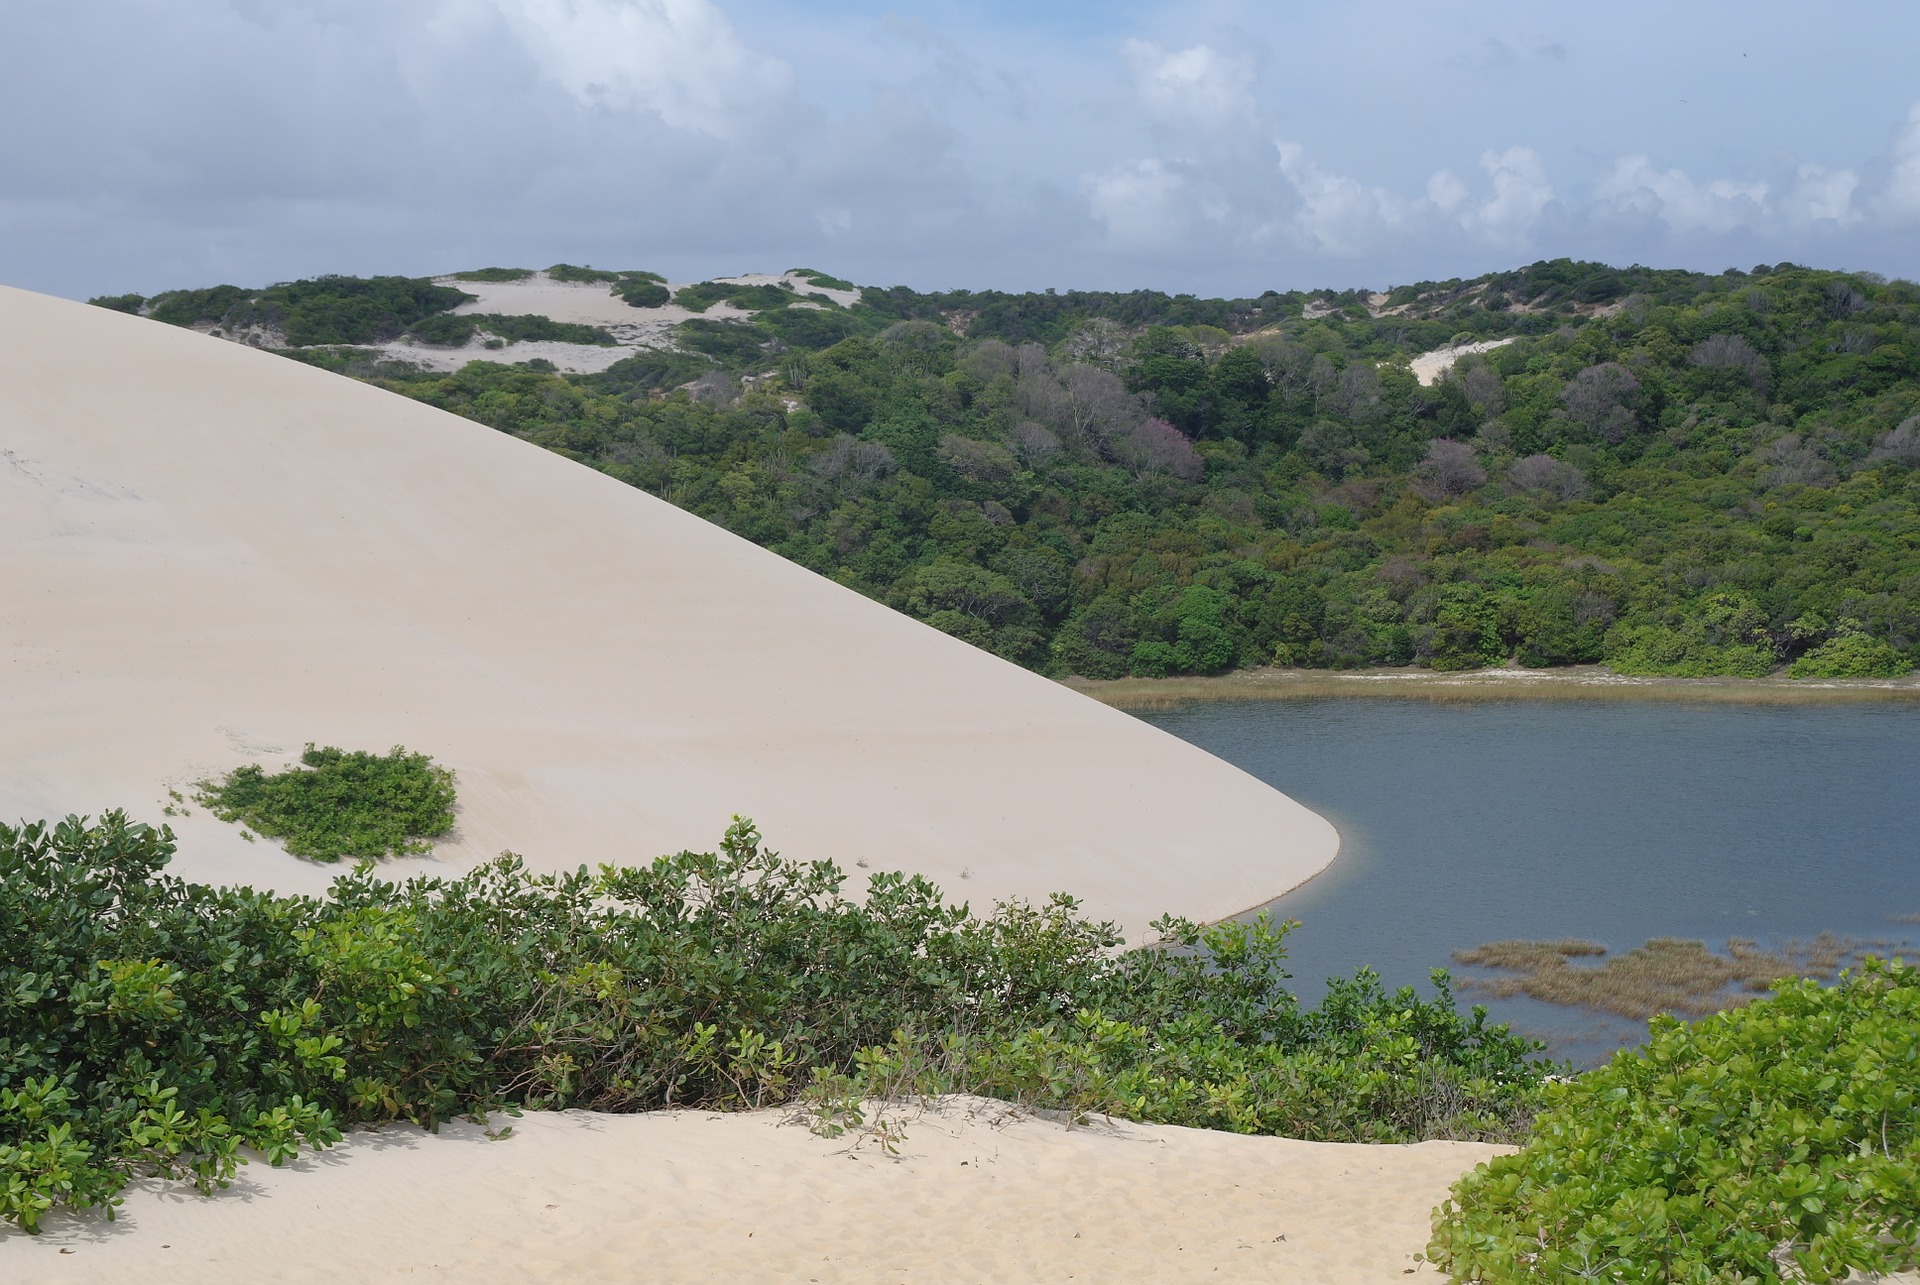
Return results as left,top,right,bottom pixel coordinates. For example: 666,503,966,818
1138,697,1919,1063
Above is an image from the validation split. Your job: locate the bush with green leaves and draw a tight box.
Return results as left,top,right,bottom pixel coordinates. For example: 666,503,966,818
407,312,616,348
453,267,533,283
194,744,456,861
0,811,1546,1232
545,263,624,283
1429,958,1920,1283
614,278,671,308
1788,630,1914,678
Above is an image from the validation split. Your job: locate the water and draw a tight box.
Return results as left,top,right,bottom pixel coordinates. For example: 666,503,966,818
1137,698,1920,1062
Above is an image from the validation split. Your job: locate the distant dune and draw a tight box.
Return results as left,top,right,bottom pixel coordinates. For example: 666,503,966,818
0,285,1336,938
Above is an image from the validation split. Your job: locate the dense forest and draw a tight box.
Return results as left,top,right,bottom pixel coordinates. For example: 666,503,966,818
98,259,1920,680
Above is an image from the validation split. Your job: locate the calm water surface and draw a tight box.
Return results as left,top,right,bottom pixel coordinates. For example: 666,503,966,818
1139,699,1919,1061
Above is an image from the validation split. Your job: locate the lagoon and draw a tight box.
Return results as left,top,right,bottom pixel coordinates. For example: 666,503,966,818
1139,698,1919,1061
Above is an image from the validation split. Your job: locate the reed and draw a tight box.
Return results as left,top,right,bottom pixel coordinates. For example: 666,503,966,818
1451,933,1894,1020
1065,667,1920,711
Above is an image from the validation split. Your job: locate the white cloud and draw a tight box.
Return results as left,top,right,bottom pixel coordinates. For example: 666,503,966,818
1121,39,1257,131
1429,148,1554,246
1275,142,1407,256
1595,155,1769,234
1082,157,1191,247
1781,163,1861,227
485,0,793,137
1876,102,1920,225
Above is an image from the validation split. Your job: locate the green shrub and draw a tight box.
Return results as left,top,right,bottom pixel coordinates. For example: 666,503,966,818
1429,959,1920,1283
87,294,146,315
792,268,855,291
546,263,624,283
452,267,533,283
679,318,767,365
0,812,1546,1232
1788,632,1913,679
146,284,251,328
614,278,671,308
194,745,456,861
407,313,615,347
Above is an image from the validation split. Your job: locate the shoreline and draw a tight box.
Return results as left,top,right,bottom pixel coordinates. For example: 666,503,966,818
1063,665,1920,710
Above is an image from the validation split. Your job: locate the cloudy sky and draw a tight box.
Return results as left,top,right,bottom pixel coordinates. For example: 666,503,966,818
6,1,1919,300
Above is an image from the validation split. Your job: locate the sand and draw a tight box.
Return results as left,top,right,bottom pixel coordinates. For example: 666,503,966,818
0,285,1336,940
1408,337,1517,386
0,1099,1502,1283
355,269,862,374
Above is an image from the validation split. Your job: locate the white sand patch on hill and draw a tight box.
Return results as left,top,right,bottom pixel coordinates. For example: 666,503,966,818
1,1099,1499,1283
0,286,1336,938
353,269,856,374
1409,336,1518,386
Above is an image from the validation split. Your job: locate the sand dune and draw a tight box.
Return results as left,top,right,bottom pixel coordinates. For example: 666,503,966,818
1408,337,1517,385
0,1100,1499,1284
0,285,1336,939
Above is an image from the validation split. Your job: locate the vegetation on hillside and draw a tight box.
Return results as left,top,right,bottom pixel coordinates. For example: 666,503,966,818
94,260,1920,681
0,812,1542,1232
193,745,456,861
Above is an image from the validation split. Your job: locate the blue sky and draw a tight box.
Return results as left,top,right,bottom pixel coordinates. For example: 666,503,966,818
5,1,1918,300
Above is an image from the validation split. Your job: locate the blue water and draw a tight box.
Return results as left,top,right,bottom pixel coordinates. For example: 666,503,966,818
1137,699,1920,1062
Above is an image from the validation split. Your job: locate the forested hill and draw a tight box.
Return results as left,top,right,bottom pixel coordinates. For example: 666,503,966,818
94,259,1920,680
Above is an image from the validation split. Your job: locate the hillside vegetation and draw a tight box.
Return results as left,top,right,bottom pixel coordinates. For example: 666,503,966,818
97,260,1920,680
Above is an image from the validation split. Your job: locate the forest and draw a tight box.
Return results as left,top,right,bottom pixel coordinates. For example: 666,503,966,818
99,259,1920,680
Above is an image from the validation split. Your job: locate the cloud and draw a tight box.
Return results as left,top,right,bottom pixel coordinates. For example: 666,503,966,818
1594,156,1769,234
1121,39,1257,131
1275,142,1407,256
1082,157,1194,247
484,0,793,137
1428,148,1555,246
1782,164,1861,227
1876,102,1920,225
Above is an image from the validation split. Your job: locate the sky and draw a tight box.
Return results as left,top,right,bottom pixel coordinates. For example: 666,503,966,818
5,1,1920,301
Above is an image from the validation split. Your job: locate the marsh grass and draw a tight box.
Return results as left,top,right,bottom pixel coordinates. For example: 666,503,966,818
1066,667,1920,710
1452,934,1888,1019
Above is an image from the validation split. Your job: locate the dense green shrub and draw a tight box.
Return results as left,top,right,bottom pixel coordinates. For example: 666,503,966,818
546,263,623,283
1788,631,1914,678
792,268,855,291
453,267,533,282
194,745,456,861
614,278,671,308
679,318,767,364
86,293,146,314
146,284,251,328
1429,959,1920,1283
0,812,1546,1232
407,312,615,347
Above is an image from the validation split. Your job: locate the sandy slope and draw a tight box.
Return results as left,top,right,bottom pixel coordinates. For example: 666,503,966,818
0,1100,1501,1284
363,269,858,374
0,285,1336,937
1409,337,1517,385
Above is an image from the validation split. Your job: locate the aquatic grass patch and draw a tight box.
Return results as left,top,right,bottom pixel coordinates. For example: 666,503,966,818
1452,933,1881,1020
194,745,455,862
1429,958,1920,1283
0,812,1547,1232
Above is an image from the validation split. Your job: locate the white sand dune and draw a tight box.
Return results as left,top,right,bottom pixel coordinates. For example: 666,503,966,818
0,1100,1499,1283
1408,337,1518,386
0,285,1337,938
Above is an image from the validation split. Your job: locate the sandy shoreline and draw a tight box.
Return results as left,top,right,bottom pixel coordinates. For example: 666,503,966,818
1065,665,1920,709
0,1098,1502,1284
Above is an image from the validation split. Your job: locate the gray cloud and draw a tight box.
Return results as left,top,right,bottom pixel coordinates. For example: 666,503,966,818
3,0,1919,300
